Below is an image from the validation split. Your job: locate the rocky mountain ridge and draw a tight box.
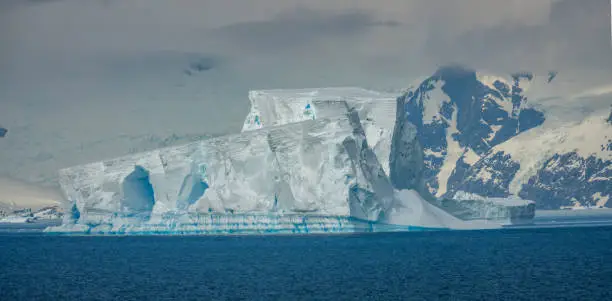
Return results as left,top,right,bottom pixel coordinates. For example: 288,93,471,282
398,66,611,209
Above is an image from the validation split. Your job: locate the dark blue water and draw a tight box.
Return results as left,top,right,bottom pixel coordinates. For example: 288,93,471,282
1,226,611,301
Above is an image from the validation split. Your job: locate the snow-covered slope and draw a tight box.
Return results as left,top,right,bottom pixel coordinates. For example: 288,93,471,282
397,66,611,209
458,113,611,209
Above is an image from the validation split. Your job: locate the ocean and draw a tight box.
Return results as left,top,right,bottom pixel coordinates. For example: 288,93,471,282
1,221,611,301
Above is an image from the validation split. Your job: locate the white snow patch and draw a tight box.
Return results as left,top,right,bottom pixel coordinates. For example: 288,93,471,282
462,148,480,165
422,81,448,124
435,106,462,197
593,192,610,208
488,124,502,141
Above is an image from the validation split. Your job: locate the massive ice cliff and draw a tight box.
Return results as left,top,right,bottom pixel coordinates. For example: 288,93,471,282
48,112,460,235
58,117,386,216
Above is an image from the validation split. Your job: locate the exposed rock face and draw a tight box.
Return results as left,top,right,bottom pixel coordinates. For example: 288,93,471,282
519,152,611,209
389,96,424,193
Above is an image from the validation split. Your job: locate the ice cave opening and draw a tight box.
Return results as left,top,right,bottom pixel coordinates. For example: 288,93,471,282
177,173,209,210
121,165,156,217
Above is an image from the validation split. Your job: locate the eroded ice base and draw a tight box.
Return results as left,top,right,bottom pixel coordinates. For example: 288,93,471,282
44,213,446,235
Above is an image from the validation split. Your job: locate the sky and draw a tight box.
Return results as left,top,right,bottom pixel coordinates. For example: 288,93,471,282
0,0,611,192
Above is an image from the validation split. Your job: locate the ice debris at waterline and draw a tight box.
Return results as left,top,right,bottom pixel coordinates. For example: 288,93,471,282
48,87,522,235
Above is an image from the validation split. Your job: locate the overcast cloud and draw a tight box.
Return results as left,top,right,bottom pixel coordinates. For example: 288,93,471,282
0,0,610,189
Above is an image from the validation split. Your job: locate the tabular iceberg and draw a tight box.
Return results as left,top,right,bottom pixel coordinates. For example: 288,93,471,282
47,113,430,235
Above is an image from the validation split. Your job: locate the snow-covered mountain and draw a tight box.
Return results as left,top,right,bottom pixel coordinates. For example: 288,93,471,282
399,66,611,209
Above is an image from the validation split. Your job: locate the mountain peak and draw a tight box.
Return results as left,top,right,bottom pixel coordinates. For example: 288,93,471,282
433,65,477,81
401,67,556,198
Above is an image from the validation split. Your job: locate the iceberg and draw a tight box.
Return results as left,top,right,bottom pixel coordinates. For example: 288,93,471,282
47,114,417,234
435,191,536,223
